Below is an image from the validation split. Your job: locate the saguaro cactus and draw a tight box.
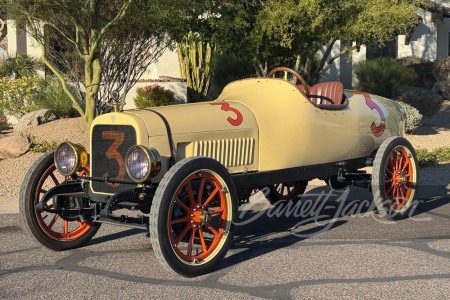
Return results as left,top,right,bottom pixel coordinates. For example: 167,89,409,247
177,32,214,102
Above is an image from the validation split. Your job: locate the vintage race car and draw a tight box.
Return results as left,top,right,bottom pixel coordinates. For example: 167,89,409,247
21,67,418,277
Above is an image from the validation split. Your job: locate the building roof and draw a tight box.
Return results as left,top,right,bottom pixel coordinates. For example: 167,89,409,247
428,0,450,18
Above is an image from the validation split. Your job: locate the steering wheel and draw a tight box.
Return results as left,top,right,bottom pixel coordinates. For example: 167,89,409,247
268,67,310,96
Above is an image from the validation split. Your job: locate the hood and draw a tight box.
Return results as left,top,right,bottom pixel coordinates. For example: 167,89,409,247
124,101,258,136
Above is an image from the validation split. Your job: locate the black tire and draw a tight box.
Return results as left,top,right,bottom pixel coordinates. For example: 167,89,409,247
372,136,419,220
266,181,308,204
20,152,100,251
150,157,237,277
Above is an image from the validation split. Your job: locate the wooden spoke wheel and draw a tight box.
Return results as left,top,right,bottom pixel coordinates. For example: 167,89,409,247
150,157,237,277
267,181,308,204
372,137,419,220
20,152,100,250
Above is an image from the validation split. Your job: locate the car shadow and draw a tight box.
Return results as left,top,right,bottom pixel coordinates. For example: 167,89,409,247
219,219,347,271
218,182,450,271
82,180,450,269
218,187,362,271
88,228,145,246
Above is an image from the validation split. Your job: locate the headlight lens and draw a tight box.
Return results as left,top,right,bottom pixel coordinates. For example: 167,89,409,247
125,146,161,183
54,142,88,176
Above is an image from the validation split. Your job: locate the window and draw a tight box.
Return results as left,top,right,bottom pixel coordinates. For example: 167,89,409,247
366,38,398,60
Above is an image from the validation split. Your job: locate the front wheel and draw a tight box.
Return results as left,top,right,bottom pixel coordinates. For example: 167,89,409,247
20,152,100,250
372,137,419,220
150,157,237,277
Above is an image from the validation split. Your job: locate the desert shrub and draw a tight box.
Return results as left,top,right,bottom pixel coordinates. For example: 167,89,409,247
397,102,422,133
432,147,450,163
0,54,38,79
414,146,450,167
134,84,175,108
0,76,47,118
354,57,418,98
415,148,438,168
0,115,9,133
433,57,450,98
397,57,435,90
29,136,59,153
35,80,79,118
393,85,442,116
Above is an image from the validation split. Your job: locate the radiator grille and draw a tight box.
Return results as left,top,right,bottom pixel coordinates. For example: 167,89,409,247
91,125,136,194
191,138,255,168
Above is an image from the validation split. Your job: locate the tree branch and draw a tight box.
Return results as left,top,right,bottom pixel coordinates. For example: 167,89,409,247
321,45,355,75
312,38,337,78
38,43,85,116
89,0,134,61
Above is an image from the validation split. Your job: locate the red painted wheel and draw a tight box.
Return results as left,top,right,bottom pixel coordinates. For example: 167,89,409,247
372,137,419,220
150,157,237,276
20,152,100,250
267,181,307,204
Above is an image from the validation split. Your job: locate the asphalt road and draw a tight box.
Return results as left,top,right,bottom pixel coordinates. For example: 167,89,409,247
1,183,450,300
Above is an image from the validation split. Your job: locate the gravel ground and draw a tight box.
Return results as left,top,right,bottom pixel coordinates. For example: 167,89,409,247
1,102,450,211
406,100,450,149
0,117,89,200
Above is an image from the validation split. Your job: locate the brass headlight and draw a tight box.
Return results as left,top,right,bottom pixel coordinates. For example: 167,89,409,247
54,142,88,176
125,146,161,183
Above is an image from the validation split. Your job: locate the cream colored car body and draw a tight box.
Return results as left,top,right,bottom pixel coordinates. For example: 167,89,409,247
90,78,405,192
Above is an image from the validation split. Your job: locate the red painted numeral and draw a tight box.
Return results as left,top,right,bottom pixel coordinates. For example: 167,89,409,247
102,131,126,184
355,92,386,137
211,102,243,126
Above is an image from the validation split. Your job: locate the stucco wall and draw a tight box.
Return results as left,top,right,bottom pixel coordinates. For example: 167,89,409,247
397,10,439,61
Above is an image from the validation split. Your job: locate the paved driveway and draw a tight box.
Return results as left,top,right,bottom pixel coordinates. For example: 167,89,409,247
1,182,450,299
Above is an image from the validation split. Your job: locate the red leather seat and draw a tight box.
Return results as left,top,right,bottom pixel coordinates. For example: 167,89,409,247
308,81,344,105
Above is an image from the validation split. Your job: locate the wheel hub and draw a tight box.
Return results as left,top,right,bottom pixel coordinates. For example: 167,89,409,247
199,212,212,224
394,171,407,186
191,207,212,226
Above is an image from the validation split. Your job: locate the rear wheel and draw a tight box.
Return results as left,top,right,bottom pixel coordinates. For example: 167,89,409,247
20,152,100,250
372,137,419,220
267,181,308,204
150,157,237,277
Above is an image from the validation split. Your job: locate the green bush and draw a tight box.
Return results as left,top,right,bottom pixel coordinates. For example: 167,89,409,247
0,115,10,133
0,54,38,79
415,148,438,168
414,146,450,168
354,57,418,98
397,57,435,90
36,80,79,118
397,102,422,133
29,136,59,153
432,147,450,163
433,57,450,98
393,85,442,116
134,84,175,108
0,76,47,118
